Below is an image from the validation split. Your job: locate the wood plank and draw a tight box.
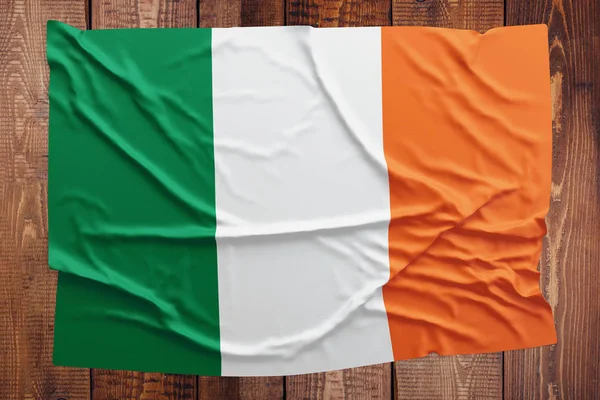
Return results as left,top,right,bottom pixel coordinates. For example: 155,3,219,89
92,0,196,29
200,0,284,28
391,1,503,399
287,0,390,27
92,370,196,399
199,0,242,28
284,2,392,399
198,1,284,398
393,0,503,32
504,1,600,399
241,0,284,26
396,354,502,399
287,364,392,400
0,0,90,398
89,0,197,397
198,376,284,400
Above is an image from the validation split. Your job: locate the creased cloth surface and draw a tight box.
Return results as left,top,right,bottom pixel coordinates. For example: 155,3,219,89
48,21,556,376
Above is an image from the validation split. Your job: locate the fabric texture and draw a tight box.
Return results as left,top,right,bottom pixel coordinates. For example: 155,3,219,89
47,21,556,376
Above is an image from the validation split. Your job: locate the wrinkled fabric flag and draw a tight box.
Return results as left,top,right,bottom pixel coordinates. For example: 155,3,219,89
47,21,556,376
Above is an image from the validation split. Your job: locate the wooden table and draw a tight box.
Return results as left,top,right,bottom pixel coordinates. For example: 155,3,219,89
1,0,598,398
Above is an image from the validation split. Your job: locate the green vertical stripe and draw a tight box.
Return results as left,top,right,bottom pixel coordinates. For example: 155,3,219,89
48,21,221,375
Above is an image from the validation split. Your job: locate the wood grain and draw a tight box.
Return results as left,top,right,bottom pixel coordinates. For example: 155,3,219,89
285,1,392,397
198,376,284,400
393,0,503,32
92,370,195,400
504,0,600,399
200,0,242,27
287,0,390,27
396,354,502,400
391,0,504,399
92,0,196,29
241,0,284,26
0,0,90,398
200,0,284,27
197,1,284,398
198,374,283,400
89,0,197,397
287,364,392,400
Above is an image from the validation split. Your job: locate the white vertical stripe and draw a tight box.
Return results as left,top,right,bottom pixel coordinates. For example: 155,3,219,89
212,26,393,376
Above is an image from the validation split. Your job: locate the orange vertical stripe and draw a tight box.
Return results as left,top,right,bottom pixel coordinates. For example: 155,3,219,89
381,25,556,360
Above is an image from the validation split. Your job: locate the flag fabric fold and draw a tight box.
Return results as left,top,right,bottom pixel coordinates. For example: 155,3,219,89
47,21,556,376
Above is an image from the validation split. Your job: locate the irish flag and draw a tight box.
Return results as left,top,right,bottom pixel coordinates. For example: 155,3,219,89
48,21,556,376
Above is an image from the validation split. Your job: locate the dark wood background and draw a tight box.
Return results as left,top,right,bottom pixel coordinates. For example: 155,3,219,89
1,0,598,398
